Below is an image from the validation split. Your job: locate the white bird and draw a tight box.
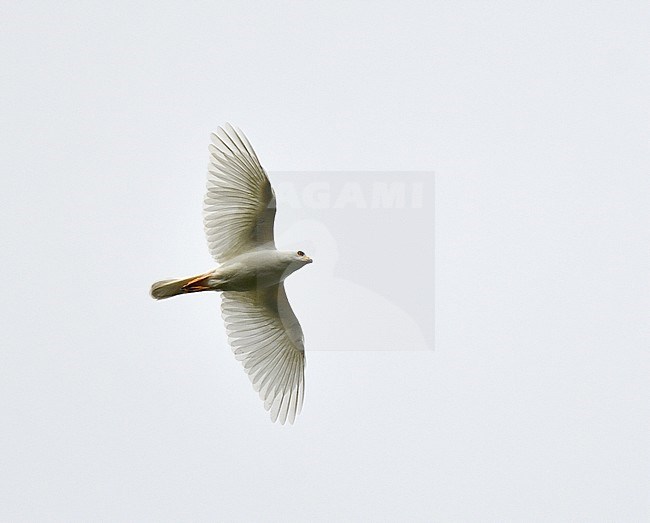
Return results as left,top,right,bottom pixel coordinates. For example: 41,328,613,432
150,124,312,424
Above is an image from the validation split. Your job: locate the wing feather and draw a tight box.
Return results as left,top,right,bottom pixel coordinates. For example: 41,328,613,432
204,124,276,263
221,283,306,424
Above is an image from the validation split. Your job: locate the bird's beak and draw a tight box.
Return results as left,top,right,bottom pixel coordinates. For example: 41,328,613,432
304,256,313,264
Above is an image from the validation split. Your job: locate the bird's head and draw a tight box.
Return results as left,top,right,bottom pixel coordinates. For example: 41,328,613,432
278,250,313,279
294,250,313,265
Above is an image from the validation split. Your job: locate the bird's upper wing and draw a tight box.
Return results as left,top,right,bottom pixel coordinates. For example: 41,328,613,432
204,124,276,263
221,283,306,424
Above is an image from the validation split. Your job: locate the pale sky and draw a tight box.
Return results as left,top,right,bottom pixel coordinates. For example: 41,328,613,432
2,1,649,520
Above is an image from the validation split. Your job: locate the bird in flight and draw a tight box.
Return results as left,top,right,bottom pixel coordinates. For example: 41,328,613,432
150,124,312,424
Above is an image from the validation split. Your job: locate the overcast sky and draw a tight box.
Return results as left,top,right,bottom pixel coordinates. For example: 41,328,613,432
2,1,649,521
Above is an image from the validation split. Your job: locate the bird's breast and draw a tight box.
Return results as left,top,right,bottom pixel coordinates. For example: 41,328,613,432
211,252,291,292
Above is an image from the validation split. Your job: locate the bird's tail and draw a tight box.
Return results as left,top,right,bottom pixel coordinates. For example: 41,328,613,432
150,272,212,300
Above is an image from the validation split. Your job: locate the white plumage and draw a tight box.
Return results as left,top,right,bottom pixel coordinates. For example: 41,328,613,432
151,124,311,424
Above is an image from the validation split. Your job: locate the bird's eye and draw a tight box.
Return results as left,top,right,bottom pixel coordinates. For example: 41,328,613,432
297,250,305,256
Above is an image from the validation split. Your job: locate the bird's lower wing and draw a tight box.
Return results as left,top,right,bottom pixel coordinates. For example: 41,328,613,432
221,284,305,424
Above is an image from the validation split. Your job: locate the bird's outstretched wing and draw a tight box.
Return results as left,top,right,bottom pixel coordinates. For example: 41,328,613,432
204,124,276,263
221,283,306,424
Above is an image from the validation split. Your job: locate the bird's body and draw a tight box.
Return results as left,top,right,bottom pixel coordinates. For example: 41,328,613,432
150,124,311,424
152,249,312,296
